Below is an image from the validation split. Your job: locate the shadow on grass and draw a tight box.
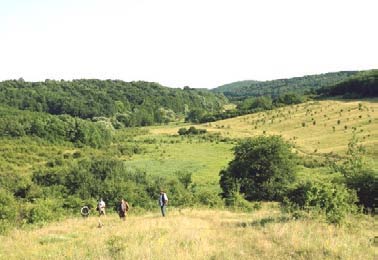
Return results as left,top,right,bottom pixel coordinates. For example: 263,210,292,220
235,216,291,228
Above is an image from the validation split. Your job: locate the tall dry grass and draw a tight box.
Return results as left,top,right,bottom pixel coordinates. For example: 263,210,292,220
0,203,375,259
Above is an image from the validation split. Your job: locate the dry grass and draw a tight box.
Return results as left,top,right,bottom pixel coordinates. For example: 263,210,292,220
0,204,375,260
150,100,378,158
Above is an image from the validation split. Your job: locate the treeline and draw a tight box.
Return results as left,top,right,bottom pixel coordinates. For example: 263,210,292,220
186,93,305,123
0,79,227,126
317,70,378,98
212,71,358,101
0,106,111,148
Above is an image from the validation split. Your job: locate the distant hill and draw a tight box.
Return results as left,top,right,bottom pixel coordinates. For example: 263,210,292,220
317,70,378,98
212,71,359,100
0,79,227,127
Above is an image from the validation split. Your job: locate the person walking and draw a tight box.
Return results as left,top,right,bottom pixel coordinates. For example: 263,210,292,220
118,199,130,221
158,190,168,217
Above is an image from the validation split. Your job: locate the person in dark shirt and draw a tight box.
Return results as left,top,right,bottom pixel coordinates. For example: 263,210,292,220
158,190,168,217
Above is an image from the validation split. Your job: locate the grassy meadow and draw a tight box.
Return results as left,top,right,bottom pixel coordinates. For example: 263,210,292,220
123,138,234,190
0,203,375,260
1,99,377,259
3,99,377,190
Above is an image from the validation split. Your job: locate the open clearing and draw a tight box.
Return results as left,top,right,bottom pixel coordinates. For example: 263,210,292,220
0,203,374,260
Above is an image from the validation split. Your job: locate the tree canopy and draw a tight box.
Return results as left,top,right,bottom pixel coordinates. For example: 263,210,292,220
220,135,297,202
0,79,227,126
317,70,378,98
212,71,358,101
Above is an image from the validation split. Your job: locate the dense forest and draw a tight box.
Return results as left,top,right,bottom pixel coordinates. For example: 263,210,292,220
317,70,378,98
212,71,358,100
0,79,227,127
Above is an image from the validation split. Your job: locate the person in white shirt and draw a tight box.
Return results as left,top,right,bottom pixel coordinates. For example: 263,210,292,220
158,191,168,217
98,198,106,216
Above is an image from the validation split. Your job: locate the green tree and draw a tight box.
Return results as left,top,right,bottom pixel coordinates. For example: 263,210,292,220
185,109,205,123
220,135,297,202
238,96,273,111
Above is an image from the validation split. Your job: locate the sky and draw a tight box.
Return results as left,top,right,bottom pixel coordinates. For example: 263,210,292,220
0,0,377,89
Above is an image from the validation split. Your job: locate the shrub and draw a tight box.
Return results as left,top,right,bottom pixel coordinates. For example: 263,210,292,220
178,128,187,135
0,189,18,234
285,181,357,224
25,198,65,224
329,135,376,211
345,169,377,212
177,126,207,135
177,171,192,189
193,189,223,207
225,191,261,212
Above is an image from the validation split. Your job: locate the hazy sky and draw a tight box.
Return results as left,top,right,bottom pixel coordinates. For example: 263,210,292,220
1,0,377,88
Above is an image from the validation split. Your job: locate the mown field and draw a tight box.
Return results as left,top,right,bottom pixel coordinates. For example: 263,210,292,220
0,203,374,260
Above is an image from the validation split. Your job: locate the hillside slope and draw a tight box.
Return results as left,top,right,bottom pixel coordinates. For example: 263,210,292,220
150,99,378,158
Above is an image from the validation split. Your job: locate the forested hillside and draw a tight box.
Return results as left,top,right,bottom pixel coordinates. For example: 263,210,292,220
212,71,358,100
317,69,378,98
0,79,227,126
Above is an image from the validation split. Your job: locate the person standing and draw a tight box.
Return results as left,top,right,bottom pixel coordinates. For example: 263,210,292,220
118,199,130,221
98,198,106,216
97,198,106,228
159,190,168,217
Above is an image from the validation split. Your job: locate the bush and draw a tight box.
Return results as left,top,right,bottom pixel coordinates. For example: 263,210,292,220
329,135,377,212
225,191,261,212
177,126,207,135
25,198,65,224
285,180,357,224
0,189,18,234
193,189,223,207
166,179,194,207
178,128,187,135
345,169,377,212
